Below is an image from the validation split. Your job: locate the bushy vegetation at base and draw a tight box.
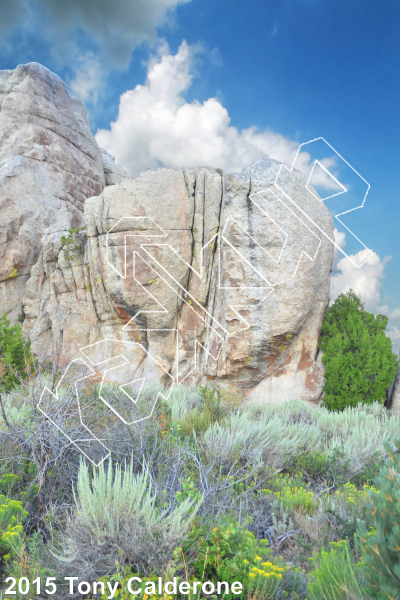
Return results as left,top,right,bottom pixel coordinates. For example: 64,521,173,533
0,357,400,598
319,290,398,411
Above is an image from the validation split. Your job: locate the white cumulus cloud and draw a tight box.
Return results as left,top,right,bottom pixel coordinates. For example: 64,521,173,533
330,248,391,314
387,327,400,356
95,40,341,179
330,236,400,353
69,52,103,106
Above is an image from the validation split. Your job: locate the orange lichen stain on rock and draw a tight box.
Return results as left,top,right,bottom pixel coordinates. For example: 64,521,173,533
305,372,315,390
274,369,288,377
110,297,130,322
298,344,314,371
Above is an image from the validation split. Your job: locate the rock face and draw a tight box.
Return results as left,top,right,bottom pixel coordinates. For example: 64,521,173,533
22,160,334,404
1,63,336,405
0,63,105,323
387,365,400,416
100,148,132,186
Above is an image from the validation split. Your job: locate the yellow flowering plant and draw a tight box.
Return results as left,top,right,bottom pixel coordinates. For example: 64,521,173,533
334,482,379,508
0,495,28,559
261,473,316,515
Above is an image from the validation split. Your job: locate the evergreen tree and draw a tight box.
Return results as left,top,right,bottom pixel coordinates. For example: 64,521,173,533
319,290,398,411
0,313,32,392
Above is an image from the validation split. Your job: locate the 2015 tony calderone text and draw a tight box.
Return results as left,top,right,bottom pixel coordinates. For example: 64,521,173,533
4,576,243,598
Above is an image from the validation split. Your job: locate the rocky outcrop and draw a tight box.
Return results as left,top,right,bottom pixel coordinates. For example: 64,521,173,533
1,62,336,405
101,148,132,186
387,365,400,416
22,159,334,404
0,63,105,322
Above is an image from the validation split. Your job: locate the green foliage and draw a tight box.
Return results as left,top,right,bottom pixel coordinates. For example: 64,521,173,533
288,447,351,486
175,476,202,506
73,460,199,541
0,494,27,560
4,532,50,600
352,452,384,487
2,375,400,598
0,464,39,505
319,290,398,411
171,385,227,436
60,226,85,260
49,459,201,580
98,560,180,599
17,305,25,323
262,473,316,515
357,438,400,598
183,515,305,599
307,539,364,600
185,515,271,596
325,482,379,547
0,313,32,391
197,385,226,421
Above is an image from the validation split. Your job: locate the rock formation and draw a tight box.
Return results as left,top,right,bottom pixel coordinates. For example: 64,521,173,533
387,365,400,416
1,63,336,405
0,63,105,323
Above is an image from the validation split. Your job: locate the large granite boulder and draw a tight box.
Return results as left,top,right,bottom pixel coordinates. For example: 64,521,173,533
22,159,335,404
0,63,105,322
0,62,337,405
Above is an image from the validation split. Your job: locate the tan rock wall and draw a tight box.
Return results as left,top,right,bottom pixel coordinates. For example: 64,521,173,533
23,161,334,404
0,63,105,322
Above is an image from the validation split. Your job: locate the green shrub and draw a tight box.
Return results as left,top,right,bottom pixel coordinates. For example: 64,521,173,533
357,438,400,598
352,452,384,487
187,515,269,586
322,482,380,547
48,460,201,584
60,226,85,261
96,555,304,600
307,539,365,600
262,473,316,515
183,515,303,599
319,290,398,411
288,447,351,486
3,532,49,600
0,495,27,560
172,385,227,437
0,313,32,392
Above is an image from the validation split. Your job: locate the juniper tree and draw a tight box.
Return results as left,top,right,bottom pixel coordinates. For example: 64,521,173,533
319,290,398,411
0,313,32,392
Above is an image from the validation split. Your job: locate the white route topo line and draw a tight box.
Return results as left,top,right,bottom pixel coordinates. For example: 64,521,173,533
38,138,372,465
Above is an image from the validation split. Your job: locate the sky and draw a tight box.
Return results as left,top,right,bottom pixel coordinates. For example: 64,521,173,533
1,0,399,351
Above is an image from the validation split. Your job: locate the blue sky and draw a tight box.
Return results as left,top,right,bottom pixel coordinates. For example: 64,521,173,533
1,0,399,350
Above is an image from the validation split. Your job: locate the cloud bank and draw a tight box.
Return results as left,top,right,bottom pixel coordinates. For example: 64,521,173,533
96,41,340,177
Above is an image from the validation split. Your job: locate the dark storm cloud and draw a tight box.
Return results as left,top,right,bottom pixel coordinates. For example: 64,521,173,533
0,0,191,67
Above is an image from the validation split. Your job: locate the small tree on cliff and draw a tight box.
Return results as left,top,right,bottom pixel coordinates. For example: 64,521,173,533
0,312,32,392
319,290,398,411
